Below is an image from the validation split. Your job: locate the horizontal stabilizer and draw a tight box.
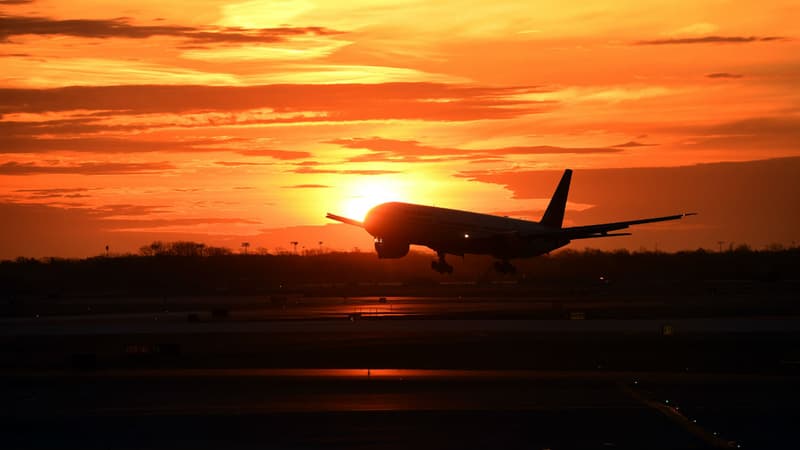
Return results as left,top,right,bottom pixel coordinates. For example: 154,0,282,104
524,212,697,240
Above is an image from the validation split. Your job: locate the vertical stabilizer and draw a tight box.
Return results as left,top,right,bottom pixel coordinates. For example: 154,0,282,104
540,169,572,228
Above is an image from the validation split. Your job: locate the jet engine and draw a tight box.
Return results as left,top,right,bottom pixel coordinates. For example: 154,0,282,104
374,238,409,258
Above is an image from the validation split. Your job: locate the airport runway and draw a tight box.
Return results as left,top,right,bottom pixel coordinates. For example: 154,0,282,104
3,368,795,449
6,369,797,449
3,295,799,448
4,293,800,336
5,316,800,337
6,290,798,322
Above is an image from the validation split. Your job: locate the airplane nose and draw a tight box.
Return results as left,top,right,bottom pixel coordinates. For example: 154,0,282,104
363,206,379,234
363,203,390,235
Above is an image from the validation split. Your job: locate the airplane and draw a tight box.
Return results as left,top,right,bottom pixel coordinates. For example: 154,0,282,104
326,169,696,274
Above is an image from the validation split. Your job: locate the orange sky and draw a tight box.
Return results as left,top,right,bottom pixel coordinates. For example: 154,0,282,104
1,0,799,259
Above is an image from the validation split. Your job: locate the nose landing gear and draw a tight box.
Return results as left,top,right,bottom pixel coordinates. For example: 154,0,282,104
431,252,453,274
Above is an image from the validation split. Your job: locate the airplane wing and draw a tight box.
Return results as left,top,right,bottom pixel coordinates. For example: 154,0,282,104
326,213,364,228
556,213,697,240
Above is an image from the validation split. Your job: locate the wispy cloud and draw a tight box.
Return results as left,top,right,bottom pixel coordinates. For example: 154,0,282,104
214,161,274,167
0,83,548,119
0,134,314,157
706,72,744,79
14,187,93,199
236,149,312,159
331,137,624,163
291,165,400,175
282,184,331,188
635,36,785,45
680,116,800,151
0,15,341,44
0,161,175,175
102,217,262,230
90,204,170,217
613,141,656,148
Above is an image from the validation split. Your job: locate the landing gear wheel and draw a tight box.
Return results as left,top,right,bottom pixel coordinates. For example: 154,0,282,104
494,260,516,274
431,260,454,274
431,252,454,274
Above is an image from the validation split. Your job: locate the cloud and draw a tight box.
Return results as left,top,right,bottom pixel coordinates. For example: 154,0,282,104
331,137,624,163
102,217,262,230
635,36,785,45
0,136,197,154
0,15,340,44
0,201,264,258
236,149,312,159
214,161,274,167
291,165,400,175
458,157,800,251
0,134,313,157
282,184,331,188
0,83,548,120
90,204,171,217
0,161,175,175
612,141,655,148
14,187,94,199
706,72,744,79
678,116,800,151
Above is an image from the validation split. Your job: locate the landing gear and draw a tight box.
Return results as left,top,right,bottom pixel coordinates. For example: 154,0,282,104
494,260,516,274
431,252,453,274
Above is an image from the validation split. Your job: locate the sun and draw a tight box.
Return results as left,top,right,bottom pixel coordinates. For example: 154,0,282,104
340,178,409,222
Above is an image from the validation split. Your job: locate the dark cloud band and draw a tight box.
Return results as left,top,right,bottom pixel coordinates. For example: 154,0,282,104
0,15,340,43
635,35,785,45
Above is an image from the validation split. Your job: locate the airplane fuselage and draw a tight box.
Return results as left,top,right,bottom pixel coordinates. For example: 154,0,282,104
327,169,693,274
363,202,568,259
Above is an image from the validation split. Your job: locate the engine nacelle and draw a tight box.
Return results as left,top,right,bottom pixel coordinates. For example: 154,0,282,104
374,238,409,259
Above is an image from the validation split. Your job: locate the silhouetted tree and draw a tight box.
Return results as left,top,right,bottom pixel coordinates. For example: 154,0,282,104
140,241,166,256
176,241,205,256
205,246,233,256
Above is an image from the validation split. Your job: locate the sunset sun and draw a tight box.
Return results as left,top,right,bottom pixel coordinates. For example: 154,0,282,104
340,178,410,222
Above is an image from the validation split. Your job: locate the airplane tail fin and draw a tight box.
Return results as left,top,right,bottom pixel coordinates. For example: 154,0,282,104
540,169,572,229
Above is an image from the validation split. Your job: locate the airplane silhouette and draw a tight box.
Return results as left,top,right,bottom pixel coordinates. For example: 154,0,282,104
327,169,696,273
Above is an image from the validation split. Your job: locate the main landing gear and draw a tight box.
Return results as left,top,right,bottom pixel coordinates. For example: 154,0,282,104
431,251,453,274
494,259,516,274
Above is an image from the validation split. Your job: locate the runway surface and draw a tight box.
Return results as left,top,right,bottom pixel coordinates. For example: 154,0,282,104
6,368,795,449
3,294,799,448
4,294,800,336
